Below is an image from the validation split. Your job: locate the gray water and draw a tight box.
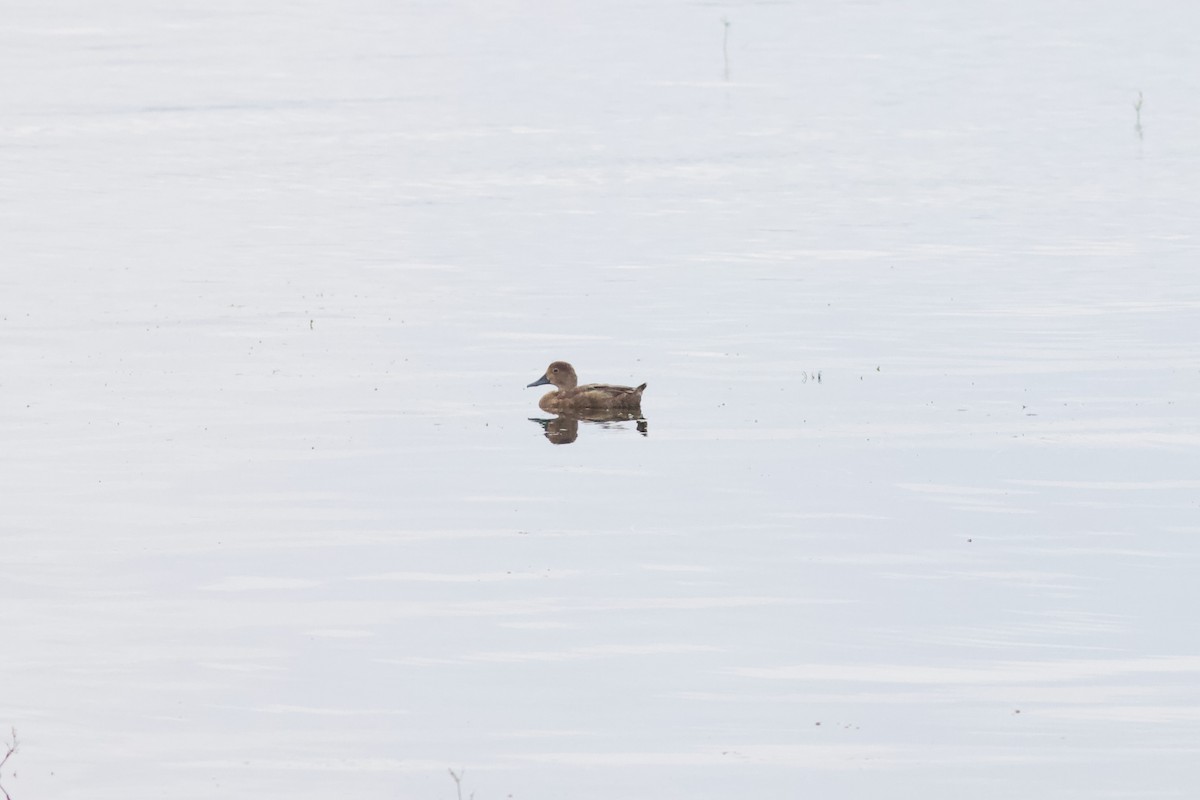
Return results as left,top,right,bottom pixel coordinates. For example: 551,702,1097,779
3,1,1200,798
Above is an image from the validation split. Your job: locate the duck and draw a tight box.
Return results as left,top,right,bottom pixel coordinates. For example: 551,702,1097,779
527,361,646,412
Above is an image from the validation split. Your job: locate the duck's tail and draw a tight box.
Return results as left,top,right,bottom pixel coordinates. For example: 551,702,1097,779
636,383,647,393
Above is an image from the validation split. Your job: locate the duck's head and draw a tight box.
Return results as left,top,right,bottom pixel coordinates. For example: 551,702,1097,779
527,361,578,390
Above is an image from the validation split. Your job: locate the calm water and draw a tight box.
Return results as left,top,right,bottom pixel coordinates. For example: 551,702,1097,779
3,1,1199,798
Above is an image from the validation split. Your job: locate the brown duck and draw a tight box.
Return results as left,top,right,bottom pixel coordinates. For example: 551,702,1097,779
527,361,646,413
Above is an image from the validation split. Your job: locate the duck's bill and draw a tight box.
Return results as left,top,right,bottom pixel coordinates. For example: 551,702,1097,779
527,375,551,388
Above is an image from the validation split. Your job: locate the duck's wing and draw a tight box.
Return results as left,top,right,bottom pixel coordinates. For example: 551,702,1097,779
578,382,646,396
570,383,645,409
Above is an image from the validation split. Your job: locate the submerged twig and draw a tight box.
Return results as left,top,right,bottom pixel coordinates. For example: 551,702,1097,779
0,727,17,800
722,18,732,80
0,729,14,771
1134,90,1144,140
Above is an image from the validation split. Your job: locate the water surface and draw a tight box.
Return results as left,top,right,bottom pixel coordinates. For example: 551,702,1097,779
2,1,1199,798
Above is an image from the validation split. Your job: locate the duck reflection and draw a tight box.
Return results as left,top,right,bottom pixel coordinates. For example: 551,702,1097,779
529,409,648,445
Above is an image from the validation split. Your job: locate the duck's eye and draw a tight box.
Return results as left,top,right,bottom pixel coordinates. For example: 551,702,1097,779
552,368,558,373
